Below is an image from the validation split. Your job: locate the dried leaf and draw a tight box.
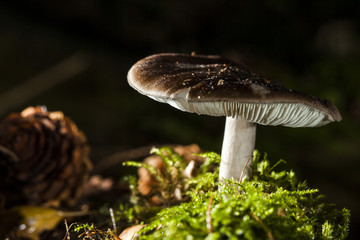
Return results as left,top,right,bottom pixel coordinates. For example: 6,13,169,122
83,175,114,195
174,144,203,163
137,144,202,201
4,206,64,240
0,206,94,239
119,224,145,240
137,155,164,196
183,160,196,178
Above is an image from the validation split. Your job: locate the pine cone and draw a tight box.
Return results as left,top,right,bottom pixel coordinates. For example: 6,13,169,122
0,106,92,209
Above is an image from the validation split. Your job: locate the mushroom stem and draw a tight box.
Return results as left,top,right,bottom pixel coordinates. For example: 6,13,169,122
219,116,256,182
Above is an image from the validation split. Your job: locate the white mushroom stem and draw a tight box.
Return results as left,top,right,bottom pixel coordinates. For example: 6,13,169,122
219,116,256,182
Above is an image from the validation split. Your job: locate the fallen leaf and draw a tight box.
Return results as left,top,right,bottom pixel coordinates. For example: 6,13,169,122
119,224,145,240
14,206,64,240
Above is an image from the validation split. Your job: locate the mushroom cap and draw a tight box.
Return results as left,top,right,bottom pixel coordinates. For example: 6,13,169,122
128,53,342,127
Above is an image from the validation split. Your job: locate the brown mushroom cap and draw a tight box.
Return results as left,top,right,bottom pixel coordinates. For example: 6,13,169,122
128,53,341,127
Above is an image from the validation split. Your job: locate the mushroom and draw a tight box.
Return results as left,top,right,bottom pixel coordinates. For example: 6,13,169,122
127,53,341,182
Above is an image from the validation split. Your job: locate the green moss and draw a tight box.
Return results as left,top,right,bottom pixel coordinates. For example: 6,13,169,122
130,148,350,240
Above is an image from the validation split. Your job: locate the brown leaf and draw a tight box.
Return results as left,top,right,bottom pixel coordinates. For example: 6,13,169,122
174,144,203,163
83,175,114,195
137,155,164,196
119,224,145,240
136,144,203,206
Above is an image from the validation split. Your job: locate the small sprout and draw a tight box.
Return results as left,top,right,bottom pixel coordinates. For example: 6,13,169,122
322,221,334,239
73,223,120,240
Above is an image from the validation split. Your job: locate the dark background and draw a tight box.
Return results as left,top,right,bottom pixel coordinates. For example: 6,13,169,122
0,0,359,238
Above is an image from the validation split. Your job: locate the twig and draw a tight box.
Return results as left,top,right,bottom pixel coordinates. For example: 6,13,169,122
108,230,121,240
62,222,78,240
239,157,252,182
0,52,90,116
94,145,161,173
249,212,274,240
206,194,215,233
59,210,97,218
109,208,117,235
64,219,70,240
